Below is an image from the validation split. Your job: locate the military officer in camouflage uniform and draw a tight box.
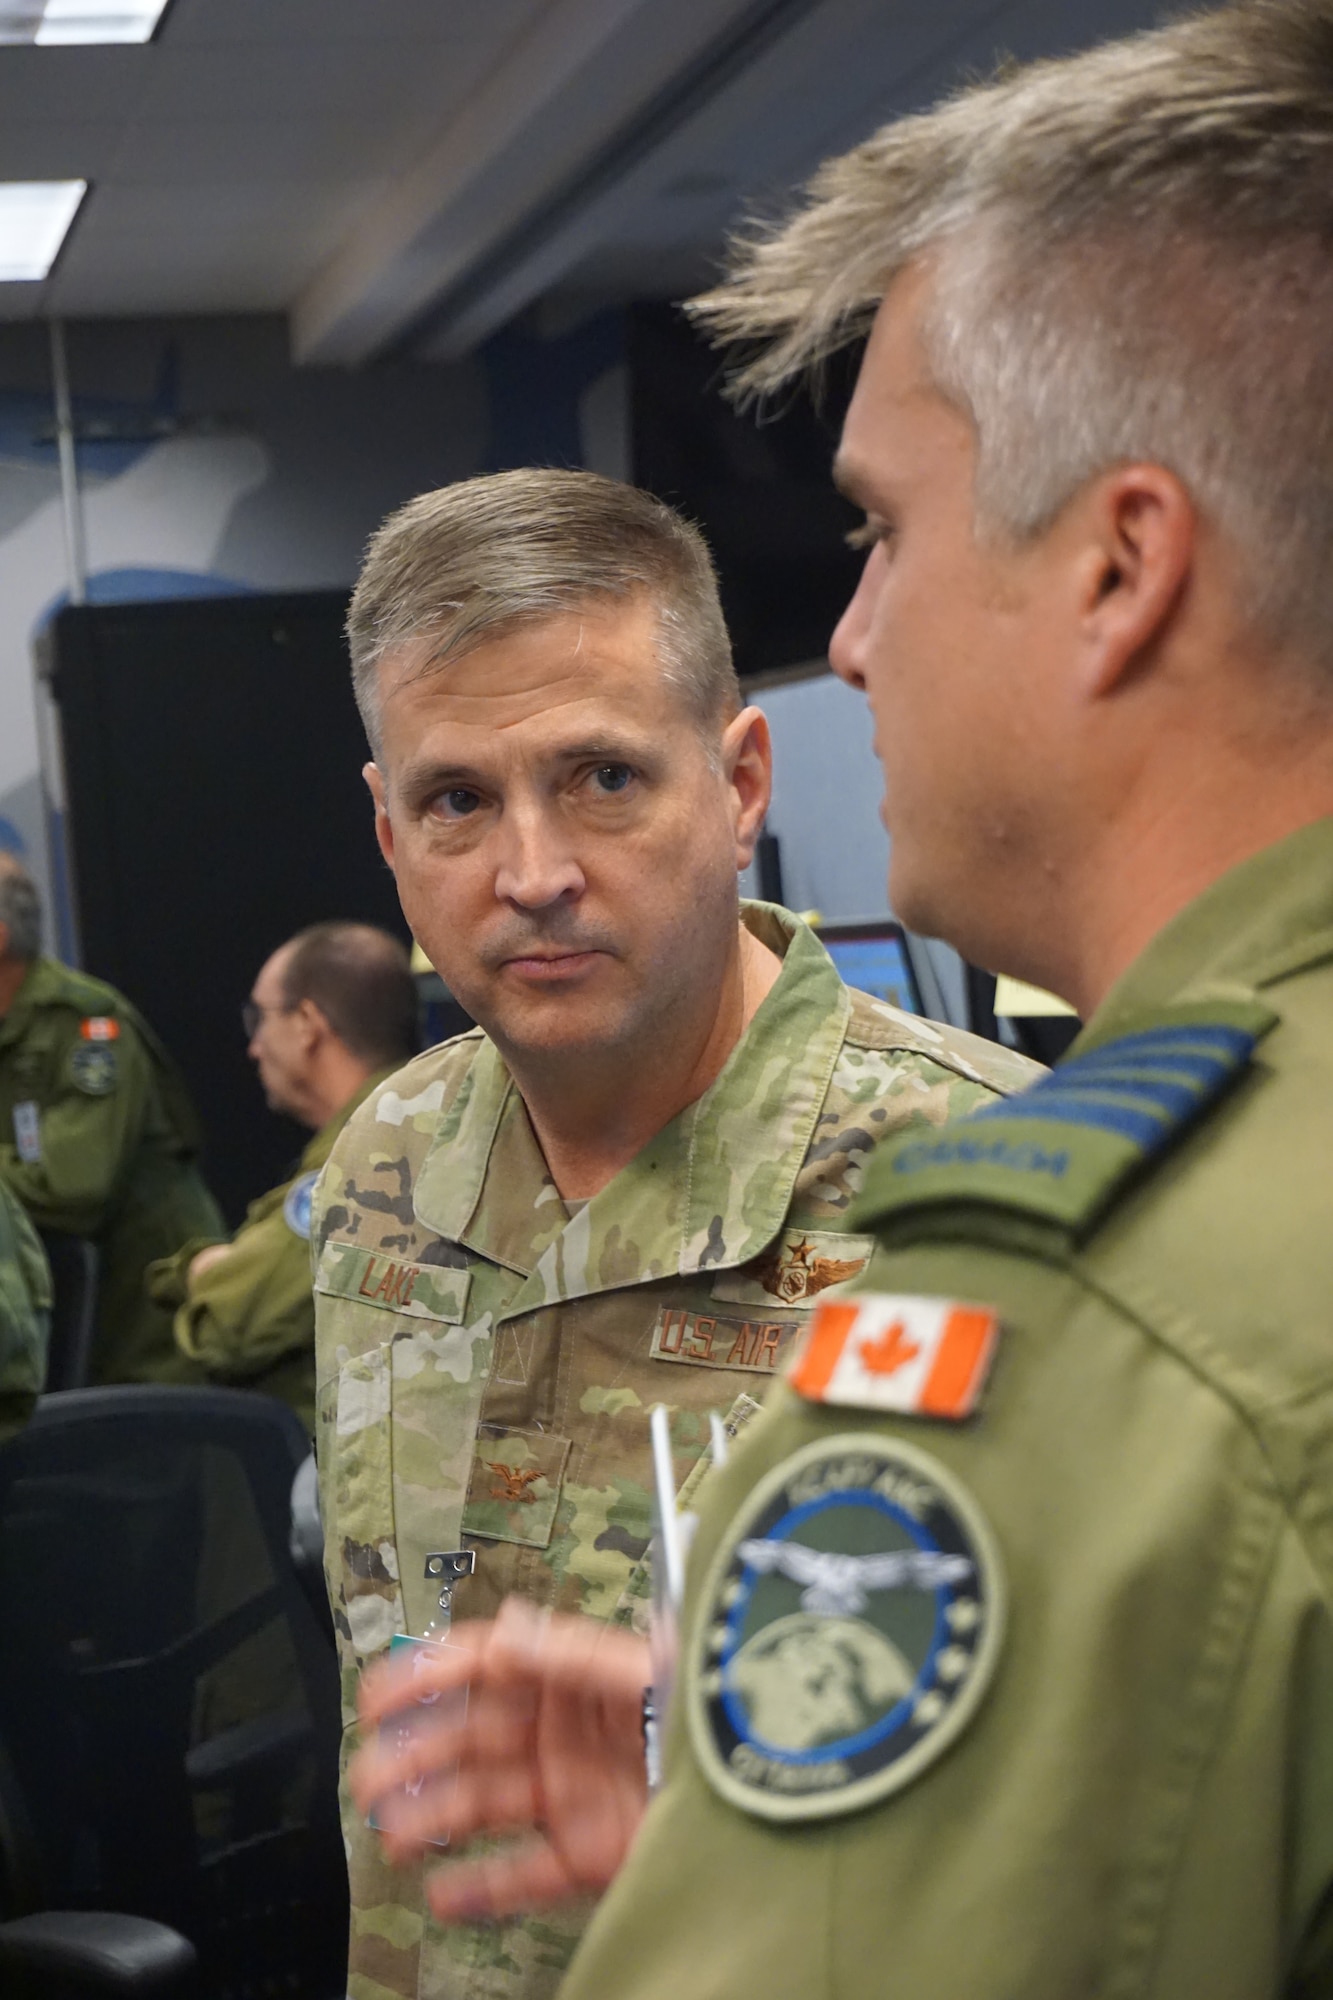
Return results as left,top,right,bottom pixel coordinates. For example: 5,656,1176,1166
313,468,1038,2000
0,854,222,1385
349,7,1333,1996
0,1175,49,1440
147,922,417,1430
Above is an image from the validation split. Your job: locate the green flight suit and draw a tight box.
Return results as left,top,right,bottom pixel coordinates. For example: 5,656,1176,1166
563,820,1333,2000
0,956,222,1385
311,902,1041,2000
146,1069,396,1432
0,1176,50,1440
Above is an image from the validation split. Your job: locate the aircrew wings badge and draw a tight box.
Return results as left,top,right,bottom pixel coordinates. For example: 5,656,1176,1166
790,1293,999,1420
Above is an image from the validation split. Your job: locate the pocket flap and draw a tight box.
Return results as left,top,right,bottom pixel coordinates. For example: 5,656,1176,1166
462,1430,571,1549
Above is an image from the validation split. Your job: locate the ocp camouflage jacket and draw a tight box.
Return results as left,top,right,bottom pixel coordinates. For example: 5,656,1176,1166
311,904,1040,2000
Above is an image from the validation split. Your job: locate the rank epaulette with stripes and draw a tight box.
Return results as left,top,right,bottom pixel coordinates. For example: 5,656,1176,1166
851,996,1277,1240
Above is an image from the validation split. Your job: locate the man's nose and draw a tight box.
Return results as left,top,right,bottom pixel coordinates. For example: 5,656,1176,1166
492,806,585,909
829,547,880,691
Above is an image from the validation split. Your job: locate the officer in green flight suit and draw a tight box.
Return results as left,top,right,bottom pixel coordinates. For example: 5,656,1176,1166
342,6,1333,1997
0,853,222,1385
147,921,418,1431
0,1175,50,1440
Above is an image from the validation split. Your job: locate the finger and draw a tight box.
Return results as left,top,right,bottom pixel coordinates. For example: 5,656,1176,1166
424,1836,584,1924
368,1759,545,1864
540,1687,648,1888
357,1626,488,1725
487,1597,651,1707
349,1681,537,1816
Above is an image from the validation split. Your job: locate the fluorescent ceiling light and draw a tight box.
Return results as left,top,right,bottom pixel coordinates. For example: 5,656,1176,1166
0,1,169,43
0,181,86,279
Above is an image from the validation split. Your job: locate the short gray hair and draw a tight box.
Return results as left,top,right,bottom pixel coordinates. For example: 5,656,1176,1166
690,0,1333,671
0,855,40,963
347,468,740,756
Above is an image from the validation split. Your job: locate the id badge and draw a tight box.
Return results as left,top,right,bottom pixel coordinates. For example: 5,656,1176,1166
366,1631,468,1848
12,1101,39,1164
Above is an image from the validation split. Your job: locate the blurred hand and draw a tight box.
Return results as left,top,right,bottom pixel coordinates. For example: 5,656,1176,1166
350,1596,651,1924
187,1242,232,1282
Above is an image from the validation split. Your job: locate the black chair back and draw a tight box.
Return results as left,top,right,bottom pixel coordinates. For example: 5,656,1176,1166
35,1232,99,1392
0,1386,347,1998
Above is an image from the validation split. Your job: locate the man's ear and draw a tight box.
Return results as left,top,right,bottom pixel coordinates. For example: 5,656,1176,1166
721,706,773,869
296,997,332,1053
1075,463,1196,700
365,762,396,872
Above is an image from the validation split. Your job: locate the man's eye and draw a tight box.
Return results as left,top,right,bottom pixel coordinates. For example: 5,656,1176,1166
590,764,633,795
434,788,481,819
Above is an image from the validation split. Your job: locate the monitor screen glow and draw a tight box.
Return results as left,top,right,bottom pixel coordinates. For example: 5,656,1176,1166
819,924,921,1016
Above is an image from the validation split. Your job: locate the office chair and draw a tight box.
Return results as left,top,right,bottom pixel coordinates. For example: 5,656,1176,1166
0,1386,347,1998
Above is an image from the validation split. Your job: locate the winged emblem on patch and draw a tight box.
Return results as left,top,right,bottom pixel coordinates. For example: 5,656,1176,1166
738,1538,972,1618
750,1235,866,1303
484,1462,544,1504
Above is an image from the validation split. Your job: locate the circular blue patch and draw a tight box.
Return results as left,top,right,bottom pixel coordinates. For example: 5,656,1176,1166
283,1169,319,1241
688,1431,1003,1823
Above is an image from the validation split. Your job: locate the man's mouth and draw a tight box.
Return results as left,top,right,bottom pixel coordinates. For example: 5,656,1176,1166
500,948,604,982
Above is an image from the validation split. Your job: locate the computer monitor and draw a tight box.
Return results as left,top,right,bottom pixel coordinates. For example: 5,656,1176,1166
817,920,923,1016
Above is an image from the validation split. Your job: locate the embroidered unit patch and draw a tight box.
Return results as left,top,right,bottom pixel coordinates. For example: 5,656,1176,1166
790,1294,999,1420
689,1432,1004,1823
283,1169,319,1240
67,1043,117,1096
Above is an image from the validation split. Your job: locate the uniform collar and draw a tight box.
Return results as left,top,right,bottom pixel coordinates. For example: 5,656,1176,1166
412,903,850,1305
1081,818,1333,1047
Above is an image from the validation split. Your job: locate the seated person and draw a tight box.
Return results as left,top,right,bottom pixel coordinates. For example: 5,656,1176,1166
0,851,222,1383
0,1176,50,1440
148,922,417,1429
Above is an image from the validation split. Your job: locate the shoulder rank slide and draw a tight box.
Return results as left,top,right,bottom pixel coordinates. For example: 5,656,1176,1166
853,996,1275,1241
791,1293,999,1419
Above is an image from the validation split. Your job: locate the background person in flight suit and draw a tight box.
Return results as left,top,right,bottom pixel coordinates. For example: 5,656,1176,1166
0,852,221,1384
0,1175,49,1440
347,7,1333,1997
311,468,1040,2000
147,921,418,1431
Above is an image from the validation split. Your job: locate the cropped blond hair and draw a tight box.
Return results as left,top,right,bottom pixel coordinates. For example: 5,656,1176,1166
347,468,738,756
690,1,1333,667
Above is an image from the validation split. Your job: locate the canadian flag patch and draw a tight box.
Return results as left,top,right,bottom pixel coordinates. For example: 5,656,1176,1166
789,1293,1000,1420
80,1016,119,1042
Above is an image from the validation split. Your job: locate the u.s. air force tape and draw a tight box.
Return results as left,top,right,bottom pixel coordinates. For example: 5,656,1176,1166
687,1431,1004,1824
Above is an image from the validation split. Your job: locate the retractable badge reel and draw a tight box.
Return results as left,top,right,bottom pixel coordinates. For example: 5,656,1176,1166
367,1550,475,1845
